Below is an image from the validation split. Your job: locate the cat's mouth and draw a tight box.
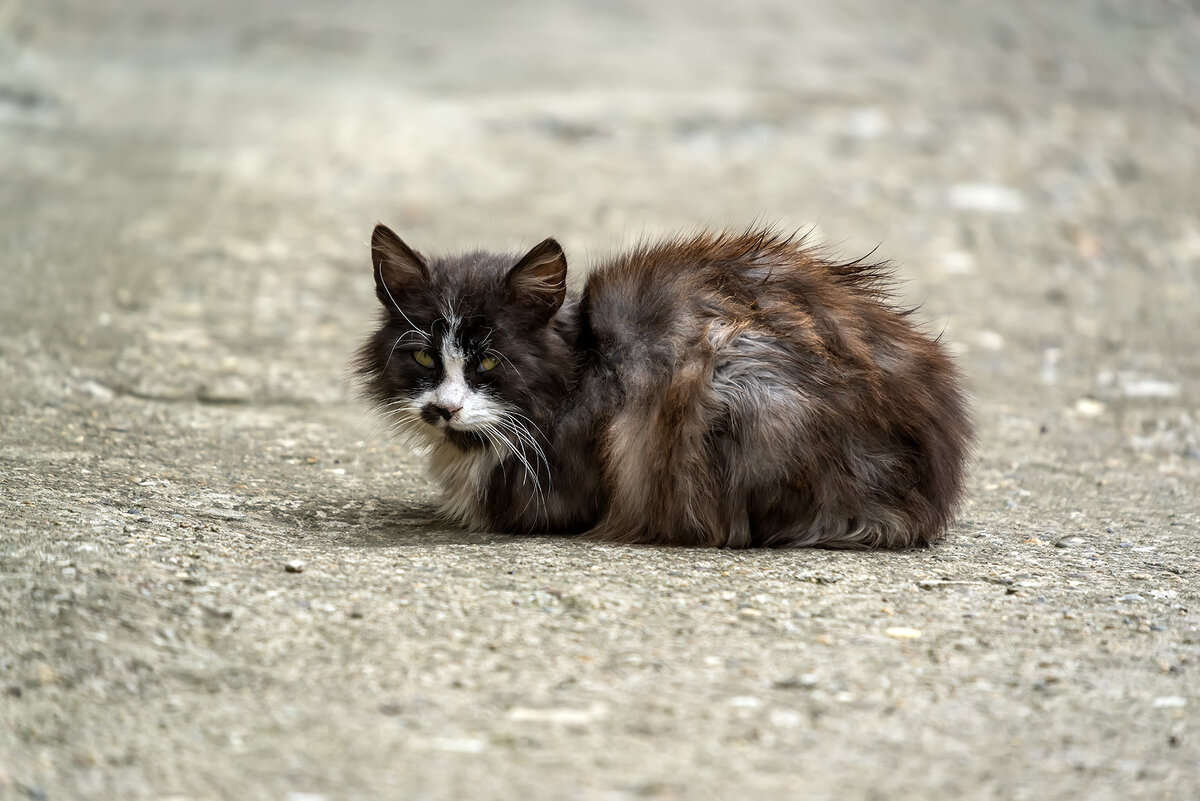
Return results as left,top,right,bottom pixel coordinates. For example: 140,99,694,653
417,405,488,449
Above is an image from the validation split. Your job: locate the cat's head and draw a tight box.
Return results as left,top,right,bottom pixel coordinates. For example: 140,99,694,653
357,224,574,454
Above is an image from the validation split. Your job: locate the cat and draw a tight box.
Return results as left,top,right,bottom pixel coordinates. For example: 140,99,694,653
356,223,972,549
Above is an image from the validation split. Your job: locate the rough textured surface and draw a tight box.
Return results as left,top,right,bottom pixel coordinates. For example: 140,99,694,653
1,1,1198,799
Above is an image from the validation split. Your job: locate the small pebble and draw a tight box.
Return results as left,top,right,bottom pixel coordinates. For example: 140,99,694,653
948,182,1026,213
1119,378,1180,399
508,703,607,724
79,380,115,402
795,573,839,585
768,708,805,729
773,674,819,690
284,560,305,573
422,737,485,754
32,662,57,686
1152,696,1187,708
885,627,923,639
1074,398,1106,417
203,508,246,522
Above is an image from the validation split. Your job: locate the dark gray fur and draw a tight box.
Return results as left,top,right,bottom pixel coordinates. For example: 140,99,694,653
357,224,973,548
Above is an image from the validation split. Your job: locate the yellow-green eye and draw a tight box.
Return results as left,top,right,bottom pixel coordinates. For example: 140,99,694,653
478,354,500,372
413,349,435,368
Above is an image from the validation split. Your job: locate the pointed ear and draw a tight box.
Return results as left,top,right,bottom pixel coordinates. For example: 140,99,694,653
505,238,567,321
371,224,429,308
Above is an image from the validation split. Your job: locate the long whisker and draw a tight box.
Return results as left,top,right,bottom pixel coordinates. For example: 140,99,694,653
488,418,540,491
502,422,549,483
378,259,429,343
499,412,553,493
482,426,511,484
489,413,552,524
489,350,536,391
504,408,550,443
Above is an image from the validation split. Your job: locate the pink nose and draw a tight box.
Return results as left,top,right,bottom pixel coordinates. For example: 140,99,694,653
435,404,462,421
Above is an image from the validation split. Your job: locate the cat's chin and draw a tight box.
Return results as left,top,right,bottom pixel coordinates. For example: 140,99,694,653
443,428,489,452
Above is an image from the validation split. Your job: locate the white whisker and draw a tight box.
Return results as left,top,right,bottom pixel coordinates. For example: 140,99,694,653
378,259,430,343
485,410,552,524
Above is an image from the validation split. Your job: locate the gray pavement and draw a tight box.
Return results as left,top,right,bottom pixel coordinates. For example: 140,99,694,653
2,1,1198,798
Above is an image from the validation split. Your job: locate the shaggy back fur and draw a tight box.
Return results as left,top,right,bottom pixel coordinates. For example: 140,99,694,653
358,225,972,549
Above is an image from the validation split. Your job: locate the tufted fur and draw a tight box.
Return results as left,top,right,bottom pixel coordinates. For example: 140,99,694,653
357,224,973,549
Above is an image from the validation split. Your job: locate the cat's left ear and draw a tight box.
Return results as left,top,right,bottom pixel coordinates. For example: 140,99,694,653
371,223,429,309
505,238,567,322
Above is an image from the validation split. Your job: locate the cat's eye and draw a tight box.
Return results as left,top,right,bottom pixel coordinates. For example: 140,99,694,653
412,349,435,368
478,354,500,372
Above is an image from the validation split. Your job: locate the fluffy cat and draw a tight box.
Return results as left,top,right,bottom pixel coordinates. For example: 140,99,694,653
356,224,972,548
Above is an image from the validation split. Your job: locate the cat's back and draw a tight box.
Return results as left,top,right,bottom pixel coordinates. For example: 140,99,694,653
574,228,971,549
581,230,804,363
579,229,870,375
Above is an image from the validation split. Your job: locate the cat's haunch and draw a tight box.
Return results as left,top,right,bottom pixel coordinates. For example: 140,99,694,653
356,224,973,549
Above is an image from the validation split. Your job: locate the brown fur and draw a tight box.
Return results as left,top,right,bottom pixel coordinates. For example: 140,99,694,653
357,225,973,549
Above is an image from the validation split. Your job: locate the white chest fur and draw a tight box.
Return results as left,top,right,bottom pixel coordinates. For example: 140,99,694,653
427,440,496,529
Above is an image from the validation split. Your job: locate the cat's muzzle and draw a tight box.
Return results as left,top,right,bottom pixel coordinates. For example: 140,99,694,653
420,403,462,428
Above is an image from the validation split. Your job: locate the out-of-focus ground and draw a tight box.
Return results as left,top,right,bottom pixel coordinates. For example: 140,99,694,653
1,1,1198,798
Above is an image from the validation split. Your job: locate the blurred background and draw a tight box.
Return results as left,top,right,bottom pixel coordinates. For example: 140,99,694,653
3,0,1197,436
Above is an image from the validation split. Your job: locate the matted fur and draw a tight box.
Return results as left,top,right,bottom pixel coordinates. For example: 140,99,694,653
357,225,973,549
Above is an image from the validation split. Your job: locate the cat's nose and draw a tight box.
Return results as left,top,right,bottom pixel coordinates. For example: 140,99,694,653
434,403,462,421
420,402,463,426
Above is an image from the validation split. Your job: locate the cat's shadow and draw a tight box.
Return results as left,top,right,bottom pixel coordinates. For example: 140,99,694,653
297,493,945,559
337,498,555,548
321,498,939,555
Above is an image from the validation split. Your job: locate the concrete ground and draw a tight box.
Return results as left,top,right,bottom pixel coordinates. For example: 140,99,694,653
2,0,1198,798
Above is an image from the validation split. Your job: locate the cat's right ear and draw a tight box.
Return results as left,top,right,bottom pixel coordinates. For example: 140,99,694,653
505,238,568,323
371,224,429,309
